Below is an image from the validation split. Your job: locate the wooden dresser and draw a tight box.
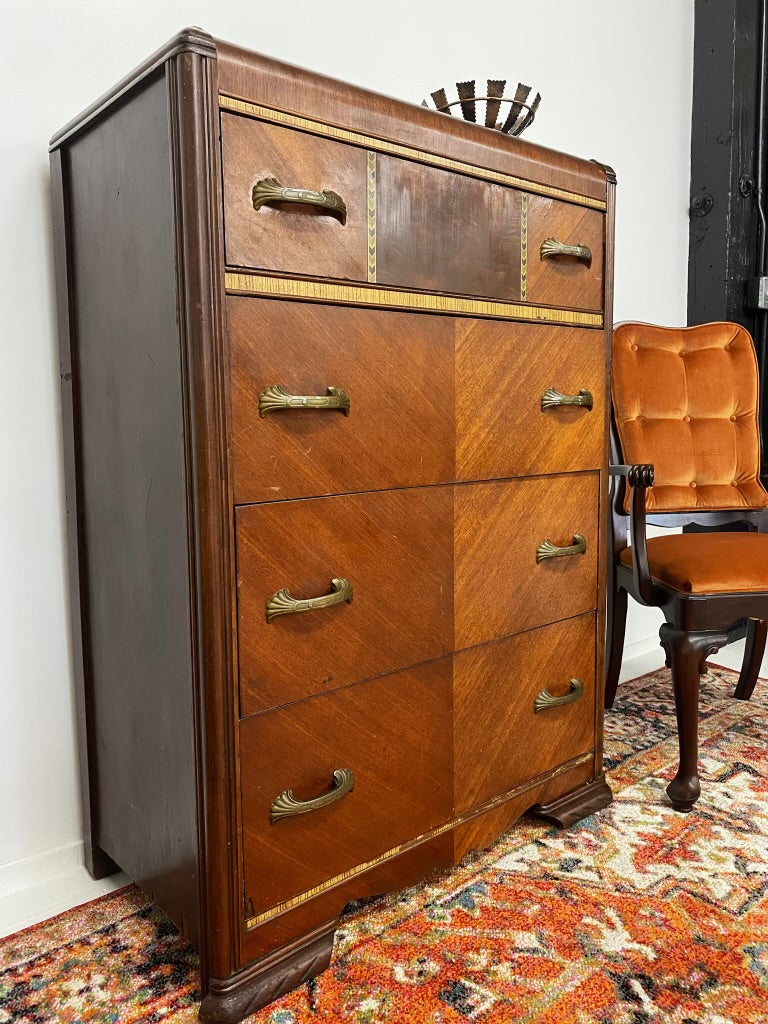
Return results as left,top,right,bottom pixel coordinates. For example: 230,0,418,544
51,29,614,1022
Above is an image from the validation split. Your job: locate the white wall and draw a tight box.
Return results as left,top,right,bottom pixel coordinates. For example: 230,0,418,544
0,0,692,890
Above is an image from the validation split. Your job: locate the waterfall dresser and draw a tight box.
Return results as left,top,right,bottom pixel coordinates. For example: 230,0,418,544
51,29,615,1022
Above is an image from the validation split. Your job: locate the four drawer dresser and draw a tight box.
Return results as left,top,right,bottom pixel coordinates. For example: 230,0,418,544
50,29,615,1022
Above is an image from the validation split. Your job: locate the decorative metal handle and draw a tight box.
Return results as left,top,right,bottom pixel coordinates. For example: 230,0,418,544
270,768,355,824
258,385,350,418
540,237,592,268
540,387,594,411
266,577,353,624
252,177,347,225
534,678,584,714
536,534,587,563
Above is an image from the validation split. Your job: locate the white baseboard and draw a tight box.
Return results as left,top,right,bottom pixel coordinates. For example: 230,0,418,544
618,635,666,684
0,839,84,899
622,634,664,663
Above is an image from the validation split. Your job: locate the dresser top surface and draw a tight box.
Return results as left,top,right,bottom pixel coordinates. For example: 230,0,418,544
50,27,610,203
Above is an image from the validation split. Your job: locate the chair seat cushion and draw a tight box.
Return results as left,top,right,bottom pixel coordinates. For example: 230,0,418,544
619,532,768,594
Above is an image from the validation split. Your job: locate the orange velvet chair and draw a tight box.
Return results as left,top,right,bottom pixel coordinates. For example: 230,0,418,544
606,321,768,811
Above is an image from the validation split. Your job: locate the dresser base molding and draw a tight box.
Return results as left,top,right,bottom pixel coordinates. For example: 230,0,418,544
199,917,337,1024
244,750,598,929
203,768,611,1021
530,775,613,827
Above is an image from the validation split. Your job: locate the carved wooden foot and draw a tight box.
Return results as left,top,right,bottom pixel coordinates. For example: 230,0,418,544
530,776,613,827
199,918,338,1023
84,840,120,880
659,625,729,812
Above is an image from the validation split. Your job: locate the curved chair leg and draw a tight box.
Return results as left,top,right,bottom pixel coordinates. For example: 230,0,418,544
659,625,729,812
734,617,767,701
605,585,627,709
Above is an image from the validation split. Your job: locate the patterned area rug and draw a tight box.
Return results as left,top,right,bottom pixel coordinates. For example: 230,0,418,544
2,663,768,1023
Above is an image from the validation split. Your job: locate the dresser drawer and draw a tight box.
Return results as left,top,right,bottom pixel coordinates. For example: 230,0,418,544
375,155,522,300
455,613,597,812
228,298,454,503
221,113,368,279
240,658,452,919
456,321,606,479
455,474,599,648
221,111,603,314
229,302,606,504
525,196,604,311
236,487,453,716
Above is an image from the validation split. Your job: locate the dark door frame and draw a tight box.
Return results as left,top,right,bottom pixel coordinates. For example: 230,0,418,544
688,0,768,479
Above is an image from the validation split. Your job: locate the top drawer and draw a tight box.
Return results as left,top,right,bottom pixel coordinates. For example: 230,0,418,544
525,195,604,311
221,114,369,282
220,112,604,311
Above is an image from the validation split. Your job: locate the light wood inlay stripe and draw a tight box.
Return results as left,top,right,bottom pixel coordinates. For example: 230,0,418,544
367,151,376,283
219,94,607,211
224,273,603,327
245,750,594,928
520,193,529,301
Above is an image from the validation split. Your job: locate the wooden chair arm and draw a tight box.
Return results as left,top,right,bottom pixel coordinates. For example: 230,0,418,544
610,463,658,605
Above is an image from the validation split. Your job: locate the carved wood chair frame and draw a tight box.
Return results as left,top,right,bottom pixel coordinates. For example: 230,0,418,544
606,417,768,811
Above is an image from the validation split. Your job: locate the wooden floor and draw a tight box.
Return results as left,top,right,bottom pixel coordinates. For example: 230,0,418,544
1,637,764,940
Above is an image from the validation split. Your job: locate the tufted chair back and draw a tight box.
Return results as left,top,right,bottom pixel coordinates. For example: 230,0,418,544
612,321,768,513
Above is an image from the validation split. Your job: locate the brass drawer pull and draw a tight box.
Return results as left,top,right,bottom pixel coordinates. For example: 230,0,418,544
534,678,584,714
540,387,594,411
266,577,353,623
252,176,348,225
536,534,587,563
270,768,355,824
540,237,592,268
258,384,350,418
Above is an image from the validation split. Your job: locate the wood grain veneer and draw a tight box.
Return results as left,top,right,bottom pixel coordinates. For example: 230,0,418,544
455,613,597,811
455,321,606,479
526,196,605,310
240,659,452,917
375,155,521,299
230,306,606,506
236,486,453,715
451,759,594,861
238,477,598,715
222,114,368,279
454,474,599,647
228,298,454,504
51,28,614,1023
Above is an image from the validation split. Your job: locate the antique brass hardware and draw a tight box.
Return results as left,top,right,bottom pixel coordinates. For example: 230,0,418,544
536,534,587,563
252,177,347,225
540,237,592,268
540,387,594,411
270,768,355,824
534,678,584,714
266,577,353,623
258,384,350,418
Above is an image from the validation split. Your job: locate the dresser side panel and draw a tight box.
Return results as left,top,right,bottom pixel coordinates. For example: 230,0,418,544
63,72,200,940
